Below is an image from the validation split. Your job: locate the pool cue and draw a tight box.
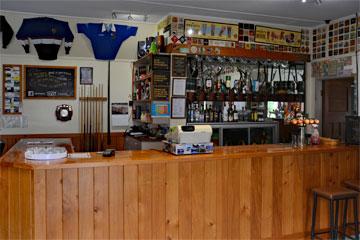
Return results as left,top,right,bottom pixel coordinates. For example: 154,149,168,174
87,86,90,151
100,84,104,150
92,85,96,151
107,61,111,145
80,86,84,152
94,85,98,151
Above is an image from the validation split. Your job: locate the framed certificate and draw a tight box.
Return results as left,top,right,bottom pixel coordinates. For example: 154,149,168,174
80,67,93,85
172,78,186,96
171,97,186,119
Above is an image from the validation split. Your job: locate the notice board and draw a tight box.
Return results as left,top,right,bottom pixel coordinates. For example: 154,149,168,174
24,65,77,99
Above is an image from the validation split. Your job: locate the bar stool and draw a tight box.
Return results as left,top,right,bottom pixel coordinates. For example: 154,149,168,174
343,179,360,239
311,186,359,240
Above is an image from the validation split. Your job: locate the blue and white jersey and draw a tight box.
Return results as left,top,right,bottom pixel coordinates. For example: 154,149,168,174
0,15,14,49
77,23,137,60
16,17,74,60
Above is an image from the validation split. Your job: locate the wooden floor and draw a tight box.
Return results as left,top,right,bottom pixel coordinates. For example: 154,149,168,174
1,148,359,239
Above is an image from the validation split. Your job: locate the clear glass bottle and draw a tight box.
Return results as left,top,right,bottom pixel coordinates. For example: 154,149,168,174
199,104,205,123
228,103,234,122
311,125,320,145
194,104,200,122
223,102,228,122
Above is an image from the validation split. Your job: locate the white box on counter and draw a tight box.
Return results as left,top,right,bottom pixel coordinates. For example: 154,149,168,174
163,141,214,155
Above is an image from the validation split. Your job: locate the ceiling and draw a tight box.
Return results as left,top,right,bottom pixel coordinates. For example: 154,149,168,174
1,0,359,27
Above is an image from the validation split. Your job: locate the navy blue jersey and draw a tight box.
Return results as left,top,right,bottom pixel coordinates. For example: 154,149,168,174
16,17,74,60
0,16,14,48
77,23,137,60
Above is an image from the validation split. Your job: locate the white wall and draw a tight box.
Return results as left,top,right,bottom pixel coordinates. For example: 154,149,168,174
0,11,156,135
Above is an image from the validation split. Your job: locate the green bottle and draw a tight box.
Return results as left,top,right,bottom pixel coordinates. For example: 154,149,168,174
149,41,158,54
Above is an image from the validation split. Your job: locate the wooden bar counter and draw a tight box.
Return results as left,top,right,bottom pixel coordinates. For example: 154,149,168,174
0,138,359,239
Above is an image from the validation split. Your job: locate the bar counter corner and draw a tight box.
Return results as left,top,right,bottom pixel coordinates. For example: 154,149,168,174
0,138,359,239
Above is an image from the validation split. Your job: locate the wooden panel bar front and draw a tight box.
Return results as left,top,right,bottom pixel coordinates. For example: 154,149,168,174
0,140,359,239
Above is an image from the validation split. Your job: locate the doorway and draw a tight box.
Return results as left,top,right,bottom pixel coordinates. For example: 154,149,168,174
322,78,353,141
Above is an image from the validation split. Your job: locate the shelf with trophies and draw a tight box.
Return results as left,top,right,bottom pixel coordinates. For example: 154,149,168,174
184,55,306,145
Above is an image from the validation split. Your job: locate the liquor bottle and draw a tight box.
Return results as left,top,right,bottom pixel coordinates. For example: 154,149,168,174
225,76,232,89
232,79,239,95
194,104,200,122
233,105,239,122
190,104,195,123
205,104,210,123
213,105,219,122
187,104,192,122
199,104,205,123
205,79,212,94
221,79,227,94
218,106,223,122
228,103,234,122
240,107,245,121
208,104,214,122
223,102,228,122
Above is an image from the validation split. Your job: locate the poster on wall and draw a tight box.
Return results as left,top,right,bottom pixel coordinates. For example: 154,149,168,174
111,102,129,126
151,101,170,118
24,65,76,99
3,64,22,114
255,26,301,47
80,67,93,85
184,19,239,41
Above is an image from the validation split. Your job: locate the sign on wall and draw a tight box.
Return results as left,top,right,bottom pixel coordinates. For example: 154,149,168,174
24,65,77,99
185,19,239,41
3,64,22,114
255,26,302,47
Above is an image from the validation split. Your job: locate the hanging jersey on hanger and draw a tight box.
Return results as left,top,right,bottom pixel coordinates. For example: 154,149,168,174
16,17,74,60
0,16,14,49
77,23,138,60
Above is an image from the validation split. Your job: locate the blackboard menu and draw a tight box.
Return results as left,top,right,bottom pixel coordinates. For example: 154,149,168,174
153,55,170,70
172,55,187,77
24,66,76,98
153,70,170,86
153,86,170,100
153,70,170,100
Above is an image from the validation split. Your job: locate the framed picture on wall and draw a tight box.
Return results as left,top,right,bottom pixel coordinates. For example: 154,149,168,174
171,97,186,119
172,78,186,96
80,67,93,85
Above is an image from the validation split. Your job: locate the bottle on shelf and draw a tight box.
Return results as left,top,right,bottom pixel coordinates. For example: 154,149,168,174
223,102,228,122
190,104,195,123
218,106,223,122
205,104,210,123
208,104,214,122
205,79,212,94
194,104,200,122
212,105,219,122
228,103,234,122
233,105,239,122
240,107,245,121
199,104,205,123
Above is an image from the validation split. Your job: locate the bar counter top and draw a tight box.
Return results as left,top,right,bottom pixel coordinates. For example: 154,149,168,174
1,138,359,239
1,138,358,170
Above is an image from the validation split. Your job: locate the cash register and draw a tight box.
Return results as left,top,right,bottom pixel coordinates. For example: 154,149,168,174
164,125,213,155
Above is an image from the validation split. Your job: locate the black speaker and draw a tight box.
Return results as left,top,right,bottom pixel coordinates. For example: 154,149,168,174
137,41,146,59
145,37,155,51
